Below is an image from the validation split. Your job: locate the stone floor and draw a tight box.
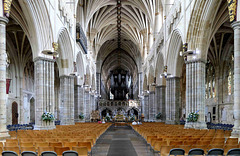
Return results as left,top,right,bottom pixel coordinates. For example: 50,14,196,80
92,125,154,156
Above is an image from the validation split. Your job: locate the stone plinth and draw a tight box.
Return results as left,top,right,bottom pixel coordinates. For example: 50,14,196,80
59,75,74,125
184,122,207,129
166,77,180,124
34,57,55,130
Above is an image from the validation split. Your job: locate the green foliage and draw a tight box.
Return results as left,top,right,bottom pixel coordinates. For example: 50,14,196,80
187,112,199,122
79,113,84,120
130,115,135,121
156,113,162,119
105,115,111,121
41,112,55,122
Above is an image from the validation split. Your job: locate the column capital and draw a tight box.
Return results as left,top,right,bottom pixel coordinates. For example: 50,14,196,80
0,17,9,24
59,75,75,79
166,76,180,80
185,58,207,64
33,56,55,63
231,21,240,29
155,85,166,88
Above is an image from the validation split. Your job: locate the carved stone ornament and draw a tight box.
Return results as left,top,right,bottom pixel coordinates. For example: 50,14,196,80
52,42,58,51
227,0,237,22
4,0,13,17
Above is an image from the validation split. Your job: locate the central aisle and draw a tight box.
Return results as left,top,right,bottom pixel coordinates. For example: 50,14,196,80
92,125,152,156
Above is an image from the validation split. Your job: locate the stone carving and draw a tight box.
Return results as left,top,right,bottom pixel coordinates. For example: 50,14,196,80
227,0,237,22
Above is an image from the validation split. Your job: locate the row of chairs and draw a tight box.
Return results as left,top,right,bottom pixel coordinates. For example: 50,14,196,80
131,122,238,155
207,123,234,131
1,146,89,156
2,150,79,156
169,148,240,156
2,123,111,156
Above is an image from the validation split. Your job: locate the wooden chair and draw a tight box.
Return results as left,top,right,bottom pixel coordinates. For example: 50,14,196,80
0,142,3,148
35,142,49,150
72,147,88,156
174,145,191,154
6,139,18,143
153,141,168,151
63,142,77,150
4,142,18,147
78,142,91,152
21,146,36,152
226,138,238,145
0,147,3,156
49,142,62,148
224,145,239,155
54,147,70,156
160,145,174,156
3,147,20,155
169,141,183,146
20,142,34,147
37,147,54,156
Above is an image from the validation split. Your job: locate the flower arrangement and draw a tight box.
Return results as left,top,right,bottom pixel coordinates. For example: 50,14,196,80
187,111,199,122
156,113,162,120
105,115,110,121
129,115,135,121
41,112,54,122
79,113,84,120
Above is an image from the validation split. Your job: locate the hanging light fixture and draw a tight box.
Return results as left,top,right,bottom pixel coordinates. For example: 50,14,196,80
42,42,59,56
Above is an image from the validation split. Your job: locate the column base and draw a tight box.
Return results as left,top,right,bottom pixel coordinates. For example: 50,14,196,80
34,125,56,130
156,119,165,123
231,128,240,138
165,120,179,125
60,119,75,125
184,122,207,129
0,131,10,140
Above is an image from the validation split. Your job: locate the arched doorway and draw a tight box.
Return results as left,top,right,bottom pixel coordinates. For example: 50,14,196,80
12,102,18,125
127,108,139,120
101,108,112,117
30,98,35,123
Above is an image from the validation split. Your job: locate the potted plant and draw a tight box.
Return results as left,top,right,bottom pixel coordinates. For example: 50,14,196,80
79,113,84,120
186,112,199,122
105,115,110,122
156,113,162,120
41,112,55,122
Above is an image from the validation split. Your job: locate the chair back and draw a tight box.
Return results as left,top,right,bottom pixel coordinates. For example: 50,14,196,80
2,151,18,156
227,148,240,155
207,148,224,155
21,151,37,156
169,148,185,155
40,151,57,156
72,147,88,156
62,151,78,156
188,148,205,155
54,147,70,155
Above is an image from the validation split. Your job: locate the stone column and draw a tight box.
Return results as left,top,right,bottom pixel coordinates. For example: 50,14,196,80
149,91,155,121
155,85,166,121
34,57,55,130
96,73,101,95
185,60,207,129
84,86,90,121
59,75,74,125
0,16,10,139
166,77,180,124
143,91,149,121
231,21,240,137
138,72,143,95
79,86,85,122
74,85,81,123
